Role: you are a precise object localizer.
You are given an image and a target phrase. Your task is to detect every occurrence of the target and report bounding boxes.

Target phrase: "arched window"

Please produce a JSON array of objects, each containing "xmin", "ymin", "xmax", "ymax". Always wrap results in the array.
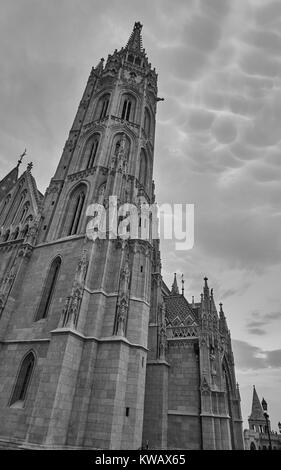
[
  {"xmin": 139, "ymin": 149, "xmax": 148, "ymax": 187},
  {"xmin": 0, "ymin": 194, "xmax": 11, "ymax": 220},
  {"xmin": 2, "ymin": 229, "xmax": 10, "ymax": 242},
  {"xmin": 120, "ymin": 94, "xmax": 136, "ymax": 122},
  {"xmin": 96, "ymin": 94, "xmax": 110, "ymax": 120},
  {"xmin": 21, "ymin": 225, "xmax": 29, "ymax": 239},
  {"xmin": 9, "ymin": 351, "xmax": 35, "ymax": 406},
  {"xmin": 84, "ymin": 135, "xmax": 100, "ymax": 169},
  {"xmin": 10, "ymin": 190, "xmax": 27, "ymax": 226},
  {"xmin": 35, "ymin": 257, "xmax": 61, "ymax": 321},
  {"xmin": 111, "ymin": 134, "xmax": 131, "ymax": 169},
  {"xmin": 250, "ymin": 442, "xmax": 256, "ymax": 451},
  {"xmin": 12, "ymin": 227, "xmax": 20, "ymax": 240},
  {"xmin": 115, "ymin": 140, "xmax": 121, "ymax": 155},
  {"xmin": 144, "ymin": 108, "xmax": 151, "ymax": 137},
  {"xmin": 19, "ymin": 202, "xmax": 30, "ymax": 224},
  {"xmin": 127, "ymin": 54, "xmax": 134, "ymax": 63},
  {"xmin": 62, "ymin": 185, "xmax": 87, "ymax": 237}
]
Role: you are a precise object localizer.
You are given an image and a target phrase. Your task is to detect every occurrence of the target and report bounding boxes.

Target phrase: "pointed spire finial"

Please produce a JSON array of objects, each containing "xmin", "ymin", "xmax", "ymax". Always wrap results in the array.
[
  {"xmin": 171, "ymin": 273, "xmax": 179, "ymax": 295},
  {"xmin": 181, "ymin": 274, "xmax": 184, "ymax": 296},
  {"xmin": 192, "ymin": 295, "xmax": 195, "ymax": 307},
  {"xmin": 203, "ymin": 276, "xmax": 209, "ymax": 299},
  {"xmin": 17, "ymin": 149, "xmax": 27, "ymax": 168},
  {"xmin": 96, "ymin": 57, "xmax": 104, "ymax": 73},
  {"xmin": 126, "ymin": 21, "xmax": 143, "ymax": 52},
  {"xmin": 27, "ymin": 162, "xmax": 33, "ymax": 172}
]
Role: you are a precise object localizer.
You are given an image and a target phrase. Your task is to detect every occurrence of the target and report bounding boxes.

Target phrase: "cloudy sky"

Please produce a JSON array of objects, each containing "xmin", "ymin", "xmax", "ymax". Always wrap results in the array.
[{"xmin": 0, "ymin": 0, "xmax": 281, "ymax": 429}]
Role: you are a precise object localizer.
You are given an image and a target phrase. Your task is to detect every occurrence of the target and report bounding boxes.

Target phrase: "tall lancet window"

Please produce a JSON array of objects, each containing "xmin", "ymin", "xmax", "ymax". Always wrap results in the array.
[
  {"xmin": 0, "ymin": 194, "xmax": 11, "ymax": 222},
  {"xmin": 9, "ymin": 190, "xmax": 27, "ymax": 226},
  {"xmin": 69, "ymin": 189, "xmax": 86, "ymax": 236},
  {"xmin": 144, "ymin": 108, "xmax": 151, "ymax": 137},
  {"xmin": 9, "ymin": 351, "xmax": 35, "ymax": 406},
  {"xmin": 18, "ymin": 202, "xmax": 30, "ymax": 224},
  {"xmin": 85, "ymin": 135, "xmax": 100, "ymax": 169},
  {"xmin": 97, "ymin": 93, "xmax": 110, "ymax": 120},
  {"xmin": 111, "ymin": 133, "xmax": 131, "ymax": 170},
  {"xmin": 35, "ymin": 257, "xmax": 61, "ymax": 321},
  {"xmin": 139, "ymin": 149, "xmax": 148, "ymax": 187},
  {"xmin": 120, "ymin": 94, "xmax": 136, "ymax": 122},
  {"xmin": 61, "ymin": 184, "xmax": 87, "ymax": 237}
]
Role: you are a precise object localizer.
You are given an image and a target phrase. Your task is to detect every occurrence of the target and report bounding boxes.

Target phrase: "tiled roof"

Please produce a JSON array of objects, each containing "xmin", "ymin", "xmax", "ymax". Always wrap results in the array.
[{"xmin": 165, "ymin": 294, "xmax": 198, "ymax": 327}]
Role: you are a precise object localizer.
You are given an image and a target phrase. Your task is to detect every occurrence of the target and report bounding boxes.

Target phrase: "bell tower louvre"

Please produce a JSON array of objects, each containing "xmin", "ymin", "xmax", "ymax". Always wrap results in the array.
[{"xmin": 0, "ymin": 22, "xmax": 244, "ymax": 450}]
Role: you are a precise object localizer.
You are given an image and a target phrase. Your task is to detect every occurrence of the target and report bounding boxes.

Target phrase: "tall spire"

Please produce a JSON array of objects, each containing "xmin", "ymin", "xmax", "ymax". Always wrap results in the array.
[
  {"xmin": 125, "ymin": 21, "xmax": 143, "ymax": 52},
  {"xmin": 203, "ymin": 276, "xmax": 209, "ymax": 299},
  {"xmin": 249, "ymin": 386, "xmax": 266, "ymax": 423},
  {"xmin": 219, "ymin": 303, "xmax": 228, "ymax": 333},
  {"xmin": 171, "ymin": 273, "xmax": 179, "ymax": 295}
]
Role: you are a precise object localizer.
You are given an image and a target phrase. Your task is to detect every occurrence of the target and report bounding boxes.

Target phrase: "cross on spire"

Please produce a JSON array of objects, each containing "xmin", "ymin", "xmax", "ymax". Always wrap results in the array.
[{"xmin": 17, "ymin": 149, "xmax": 27, "ymax": 168}]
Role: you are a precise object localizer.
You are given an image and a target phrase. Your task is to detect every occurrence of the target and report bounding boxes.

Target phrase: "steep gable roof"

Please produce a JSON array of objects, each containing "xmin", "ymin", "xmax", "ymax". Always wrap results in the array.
[
  {"xmin": 165, "ymin": 293, "xmax": 198, "ymax": 327},
  {"xmin": 249, "ymin": 386, "xmax": 266, "ymax": 423},
  {"xmin": 0, "ymin": 166, "xmax": 19, "ymax": 201},
  {"xmin": 0, "ymin": 165, "xmax": 42, "ymax": 234}
]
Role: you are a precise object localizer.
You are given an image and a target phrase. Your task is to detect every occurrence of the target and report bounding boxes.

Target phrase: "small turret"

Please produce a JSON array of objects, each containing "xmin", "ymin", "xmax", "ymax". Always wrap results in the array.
[
  {"xmin": 248, "ymin": 386, "xmax": 268, "ymax": 432},
  {"xmin": 203, "ymin": 276, "xmax": 209, "ymax": 299},
  {"xmin": 95, "ymin": 57, "xmax": 104, "ymax": 74},
  {"xmin": 171, "ymin": 273, "xmax": 179, "ymax": 295}
]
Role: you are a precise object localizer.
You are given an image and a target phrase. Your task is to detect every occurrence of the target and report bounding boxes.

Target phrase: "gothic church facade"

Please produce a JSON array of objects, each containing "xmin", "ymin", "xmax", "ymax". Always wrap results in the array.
[{"xmin": 0, "ymin": 23, "xmax": 243, "ymax": 450}]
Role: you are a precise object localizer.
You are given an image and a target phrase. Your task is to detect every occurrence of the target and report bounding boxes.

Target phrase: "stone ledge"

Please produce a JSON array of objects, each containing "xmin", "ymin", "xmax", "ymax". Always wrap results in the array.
[{"xmin": 50, "ymin": 328, "xmax": 148, "ymax": 352}]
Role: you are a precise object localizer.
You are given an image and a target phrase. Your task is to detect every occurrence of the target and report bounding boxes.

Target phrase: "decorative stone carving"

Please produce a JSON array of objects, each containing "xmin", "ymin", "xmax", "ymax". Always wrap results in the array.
[
  {"xmin": 116, "ymin": 298, "xmax": 128, "ymax": 336},
  {"xmin": 201, "ymin": 376, "xmax": 211, "ymax": 395},
  {"xmin": 114, "ymin": 247, "xmax": 131, "ymax": 337},
  {"xmin": 60, "ymin": 249, "xmax": 88, "ymax": 329},
  {"xmin": 25, "ymin": 214, "xmax": 41, "ymax": 246},
  {"xmin": 18, "ymin": 244, "xmax": 33, "ymax": 259}
]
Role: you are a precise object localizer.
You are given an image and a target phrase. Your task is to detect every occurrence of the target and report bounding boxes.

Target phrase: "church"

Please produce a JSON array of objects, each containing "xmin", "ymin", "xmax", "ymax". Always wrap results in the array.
[{"xmin": 0, "ymin": 22, "xmax": 244, "ymax": 450}]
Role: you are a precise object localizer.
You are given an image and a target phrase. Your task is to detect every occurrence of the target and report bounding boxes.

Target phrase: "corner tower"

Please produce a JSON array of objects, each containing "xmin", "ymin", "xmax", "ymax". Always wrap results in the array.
[{"xmin": 0, "ymin": 23, "xmax": 159, "ymax": 450}]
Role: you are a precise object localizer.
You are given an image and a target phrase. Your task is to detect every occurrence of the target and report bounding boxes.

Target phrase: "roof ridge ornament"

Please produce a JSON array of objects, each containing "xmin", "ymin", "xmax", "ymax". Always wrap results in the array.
[{"xmin": 171, "ymin": 273, "xmax": 179, "ymax": 295}]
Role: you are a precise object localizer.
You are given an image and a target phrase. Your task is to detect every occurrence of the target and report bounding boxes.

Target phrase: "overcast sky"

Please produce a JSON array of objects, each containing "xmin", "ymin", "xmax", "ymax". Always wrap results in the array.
[{"xmin": 0, "ymin": 0, "xmax": 281, "ymax": 429}]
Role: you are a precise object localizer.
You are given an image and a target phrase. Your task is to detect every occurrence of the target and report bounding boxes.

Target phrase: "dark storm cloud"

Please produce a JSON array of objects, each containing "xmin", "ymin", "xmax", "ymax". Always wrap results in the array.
[
  {"xmin": 246, "ymin": 310, "xmax": 281, "ymax": 335},
  {"xmin": 232, "ymin": 340, "xmax": 281, "ymax": 371},
  {"xmin": 247, "ymin": 328, "xmax": 266, "ymax": 336}
]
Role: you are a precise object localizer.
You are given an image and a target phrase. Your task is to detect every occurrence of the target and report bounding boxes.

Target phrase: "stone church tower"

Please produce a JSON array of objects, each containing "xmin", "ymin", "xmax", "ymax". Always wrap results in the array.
[{"xmin": 0, "ymin": 22, "xmax": 243, "ymax": 450}]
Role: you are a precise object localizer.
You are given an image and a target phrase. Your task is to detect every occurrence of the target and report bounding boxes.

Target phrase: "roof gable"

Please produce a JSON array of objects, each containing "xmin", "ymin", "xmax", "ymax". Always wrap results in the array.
[{"xmin": 0, "ymin": 167, "xmax": 42, "ymax": 237}]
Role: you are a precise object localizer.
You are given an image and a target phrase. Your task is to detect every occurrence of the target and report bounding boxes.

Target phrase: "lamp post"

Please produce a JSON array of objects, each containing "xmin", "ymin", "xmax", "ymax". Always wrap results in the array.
[{"xmin": 261, "ymin": 398, "xmax": 272, "ymax": 450}]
